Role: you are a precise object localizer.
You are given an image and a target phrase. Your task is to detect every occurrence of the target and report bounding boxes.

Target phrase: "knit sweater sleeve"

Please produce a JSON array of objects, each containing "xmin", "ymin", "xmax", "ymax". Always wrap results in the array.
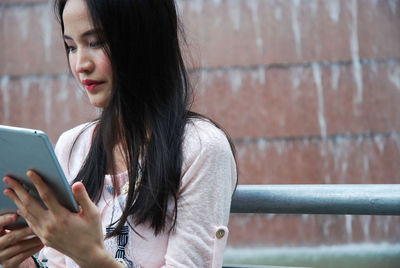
[{"xmin": 162, "ymin": 120, "xmax": 237, "ymax": 267}]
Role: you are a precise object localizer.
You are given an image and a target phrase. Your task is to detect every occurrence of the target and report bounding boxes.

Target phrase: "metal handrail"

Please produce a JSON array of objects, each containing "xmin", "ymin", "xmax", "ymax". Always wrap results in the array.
[
  {"xmin": 230, "ymin": 184, "xmax": 400, "ymax": 215},
  {"xmin": 224, "ymin": 185, "xmax": 400, "ymax": 268}
]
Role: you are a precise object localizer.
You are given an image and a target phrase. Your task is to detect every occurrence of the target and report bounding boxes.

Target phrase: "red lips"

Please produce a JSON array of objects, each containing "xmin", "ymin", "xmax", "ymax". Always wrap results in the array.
[{"xmin": 82, "ymin": 79, "xmax": 104, "ymax": 92}]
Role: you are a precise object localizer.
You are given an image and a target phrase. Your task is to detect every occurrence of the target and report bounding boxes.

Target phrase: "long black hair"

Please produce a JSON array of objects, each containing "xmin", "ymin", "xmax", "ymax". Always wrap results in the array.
[{"xmin": 55, "ymin": 0, "xmax": 237, "ymax": 237}]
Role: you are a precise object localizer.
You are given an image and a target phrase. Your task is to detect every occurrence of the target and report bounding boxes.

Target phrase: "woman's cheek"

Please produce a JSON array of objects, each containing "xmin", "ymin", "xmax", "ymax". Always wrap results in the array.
[
  {"xmin": 69, "ymin": 57, "xmax": 79, "ymax": 82},
  {"xmin": 97, "ymin": 52, "xmax": 112, "ymax": 79},
  {"xmin": 100, "ymin": 60, "xmax": 112, "ymax": 79}
]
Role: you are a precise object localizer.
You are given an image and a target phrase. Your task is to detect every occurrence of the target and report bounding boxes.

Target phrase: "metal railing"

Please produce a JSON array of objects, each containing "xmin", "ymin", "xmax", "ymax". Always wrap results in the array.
[
  {"xmin": 223, "ymin": 184, "xmax": 400, "ymax": 268},
  {"xmin": 230, "ymin": 184, "xmax": 400, "ymax": 215}
]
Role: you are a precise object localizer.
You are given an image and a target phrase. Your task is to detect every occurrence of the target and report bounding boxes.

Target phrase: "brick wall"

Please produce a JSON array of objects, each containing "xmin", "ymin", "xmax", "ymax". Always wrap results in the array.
[{"xmin": 1, "ymin": 0, "xmax": 400, "ymax": 247}]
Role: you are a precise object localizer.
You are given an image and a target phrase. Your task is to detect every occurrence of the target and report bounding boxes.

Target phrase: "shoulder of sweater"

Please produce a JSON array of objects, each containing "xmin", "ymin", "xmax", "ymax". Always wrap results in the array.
[
  {"xmin": 57, "ymin": 122, "xmax": 96, "ymax": 145},
  {"xmin": 183, "ymin": 118, "xmax": 232, "ymax": 162},
  {"xmin": 55, "ymin": 121, "xmax": 96, "ymax": 155}
]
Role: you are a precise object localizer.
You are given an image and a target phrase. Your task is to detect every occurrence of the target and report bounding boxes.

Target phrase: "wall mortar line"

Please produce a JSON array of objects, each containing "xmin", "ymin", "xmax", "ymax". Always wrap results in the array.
[
  {"xmin": 189, "ymin": 57, "xmax": 400, "ymax": 73},
  {"xmin": 0, "ymin": 1, "xmax": 49, "ymax": 8},
  {"xmin": 3, "ymin": 57, "xmax": 400, "ymax": 81},
  {"xmin": 234, "ymin": 131, "xmax": 400, "ymax": 144}
]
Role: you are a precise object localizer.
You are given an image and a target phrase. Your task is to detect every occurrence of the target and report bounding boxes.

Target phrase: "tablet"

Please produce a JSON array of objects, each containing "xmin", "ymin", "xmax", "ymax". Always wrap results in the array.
[{"xmin": 0, "ymin": 125, "xmax": 79, "ymax": 229}]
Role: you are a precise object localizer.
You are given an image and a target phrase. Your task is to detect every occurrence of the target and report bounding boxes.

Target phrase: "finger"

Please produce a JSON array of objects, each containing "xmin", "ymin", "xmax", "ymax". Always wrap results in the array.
[
  {"xmin": 0, "ymin": 236, "xmax": 42, "ymax": 261},
  {"xmin": 3, "ymin": 177, "xmax": 32, "ymax": 206},
  {"xmin": 3, "ymin": 187, "xmax": 22, "ymax": 208},
  {"xmin": 72, "ymin": 182, "xmax": 96, "ymax": 215},
  {"xmin": 2, "ymin": 244, "xmax": 43, "ymax": 268},
  {"xmin": 0, "ymin": 214, "xmax": 18, "ymax": 229},
  {"xmin": 27, "ymin": 170, "xmax": 63, "ymax": 214},
  {"xmin": 3, "ymin": 187, "xmax": 40, "ymax": 225},
  {"xmin": 3, "ymin": 177, "xmax": 43, "ymax": 220},
  {"xmin": 0, "ymin": 214, "xmax": 16, "ymax": 237},
  {"xmin": 0, "ymin": 227, "xmax": 35, "ymax": 250}
]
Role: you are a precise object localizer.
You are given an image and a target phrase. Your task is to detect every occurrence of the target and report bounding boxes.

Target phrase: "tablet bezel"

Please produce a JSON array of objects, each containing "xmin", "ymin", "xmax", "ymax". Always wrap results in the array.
[{"xmin": 0, "ymin": 125, "xmax": 79, "ymax": 229}]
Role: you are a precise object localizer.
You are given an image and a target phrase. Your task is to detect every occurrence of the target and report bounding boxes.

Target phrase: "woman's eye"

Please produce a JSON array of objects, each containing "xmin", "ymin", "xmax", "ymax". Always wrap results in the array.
[
  {"xmin": 66, "ymin": 45, "xmax": 76, "ymax": 53},
  {"xmin": 89, "ymin": 41, "xmax": 104, "ymax": 48}
]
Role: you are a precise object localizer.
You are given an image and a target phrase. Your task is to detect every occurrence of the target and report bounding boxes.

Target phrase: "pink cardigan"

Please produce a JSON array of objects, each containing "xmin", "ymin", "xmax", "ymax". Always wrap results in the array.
[{"xmin": 39, "ymin": 119, "xmax": 237, "ymax": 267}]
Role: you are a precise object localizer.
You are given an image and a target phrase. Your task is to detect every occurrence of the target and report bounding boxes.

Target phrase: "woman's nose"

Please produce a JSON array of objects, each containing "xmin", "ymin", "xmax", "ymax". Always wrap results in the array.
[{"xmin": 75, "ymin": 49, "xmax": 94, "ymax": 74}]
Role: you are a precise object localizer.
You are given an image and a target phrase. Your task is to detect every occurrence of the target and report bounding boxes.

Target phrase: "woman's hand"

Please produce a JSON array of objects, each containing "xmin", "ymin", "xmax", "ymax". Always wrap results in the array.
[
  {"xmin": 0, "ymin": 213, "xmax": 42, "ymax": 268},
  {"xmin": 3, "ymin": 171, "xmax": 119, "ymax": 268}
]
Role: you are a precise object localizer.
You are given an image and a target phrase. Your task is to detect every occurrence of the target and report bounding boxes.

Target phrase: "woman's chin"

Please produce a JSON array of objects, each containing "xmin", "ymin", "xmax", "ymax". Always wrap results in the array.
[
  {"xmin": 88, "ymin": 96, "xmax": 109, "ymax": 108},
  {"xmin": 90, "ymin": 101, "xmax": 108, "ymax": 109}
]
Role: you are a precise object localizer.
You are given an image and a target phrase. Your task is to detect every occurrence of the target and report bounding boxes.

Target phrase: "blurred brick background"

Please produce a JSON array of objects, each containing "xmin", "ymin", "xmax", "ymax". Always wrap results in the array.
[{"xmin": 1, "ymin": 0, "xmax": 400, "ymax": 248}]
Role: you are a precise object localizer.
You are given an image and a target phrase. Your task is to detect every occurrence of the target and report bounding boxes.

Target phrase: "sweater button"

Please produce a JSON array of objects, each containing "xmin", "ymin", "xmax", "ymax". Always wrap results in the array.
[{"xmin": 216, "ymin": 229, "xmax": 225, "ymax": 239}]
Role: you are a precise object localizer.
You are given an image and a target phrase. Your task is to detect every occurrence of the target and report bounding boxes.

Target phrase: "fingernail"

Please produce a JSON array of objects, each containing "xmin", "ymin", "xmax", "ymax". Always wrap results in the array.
[{"xmin": 3, "ymin": 177, "xmax": 8, "ymax": 184}]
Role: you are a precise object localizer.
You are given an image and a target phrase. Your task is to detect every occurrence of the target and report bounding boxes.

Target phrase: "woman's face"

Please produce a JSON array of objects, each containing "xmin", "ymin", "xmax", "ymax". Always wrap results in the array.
[{"xmin": 62, "ymin": 0, "xmax": 112, "ymax": 108}]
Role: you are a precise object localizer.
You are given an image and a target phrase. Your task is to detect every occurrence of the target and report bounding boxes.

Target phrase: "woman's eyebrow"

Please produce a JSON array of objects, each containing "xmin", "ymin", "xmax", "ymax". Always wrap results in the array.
[{"xmin": 63, "ymin": 29, "xmax": 98, "ymax": 41}]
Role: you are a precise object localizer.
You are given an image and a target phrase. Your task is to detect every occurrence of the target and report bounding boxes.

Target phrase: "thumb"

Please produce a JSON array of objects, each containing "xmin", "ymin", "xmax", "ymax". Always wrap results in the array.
[{"xmin": 72, "ymin": 182, "xmax": 95, "ymax": 214}]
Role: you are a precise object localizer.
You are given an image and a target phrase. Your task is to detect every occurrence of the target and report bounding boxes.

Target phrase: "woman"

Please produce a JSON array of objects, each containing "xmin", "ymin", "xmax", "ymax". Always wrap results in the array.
[{"xmin": 0, "ymin": 0, "xmax": 237, "ymax": 267}]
